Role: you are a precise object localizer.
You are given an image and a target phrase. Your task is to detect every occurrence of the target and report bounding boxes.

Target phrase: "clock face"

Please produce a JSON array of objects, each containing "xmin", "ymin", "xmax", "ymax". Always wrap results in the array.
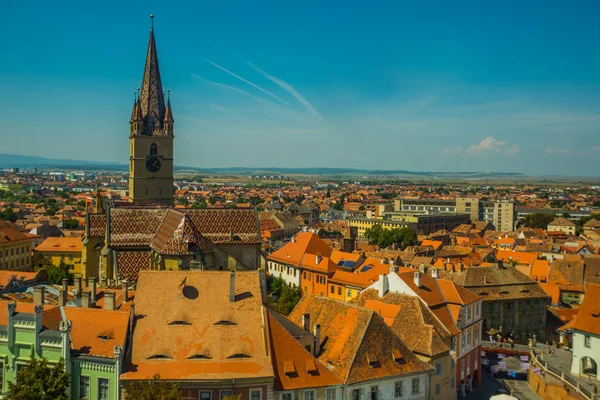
[{"xmin": 146, "ymin": 157, "xmax": 162, "ymax": 173}]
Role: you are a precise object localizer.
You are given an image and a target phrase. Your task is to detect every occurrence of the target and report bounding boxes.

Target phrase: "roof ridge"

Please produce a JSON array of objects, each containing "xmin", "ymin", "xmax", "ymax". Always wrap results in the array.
[{"xmin": 344, "ymin": 309, "xmax": 374, "ymax": 383}]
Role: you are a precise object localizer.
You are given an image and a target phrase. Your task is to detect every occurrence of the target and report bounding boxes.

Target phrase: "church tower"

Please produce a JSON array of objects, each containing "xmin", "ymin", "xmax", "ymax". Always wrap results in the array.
[{"xmin": 129, "ymin": 16, "xmax": 174, "ymax": 206}]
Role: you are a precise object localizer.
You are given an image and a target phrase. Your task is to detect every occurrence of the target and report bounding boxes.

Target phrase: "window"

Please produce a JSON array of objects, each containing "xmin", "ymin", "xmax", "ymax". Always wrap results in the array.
[
  {"xmin": 98, "ymin": 378, "xmax": 109, "ymax": 400},
  {"xmin": 338, "ymin": 286, "xmax": 342, "ymax": 295},
  {"xmin": 199, "ymin": 392, "xmax": 212, "ymax": 400},
  {"xmin": 347, "ymin": 289, "xmax": 352, "ymax": 297},
  {"xmin": 326, "ymin": 389, "xmax": 336, "ymax": 400},
  {"xmin": 220, "ymin": 391, "xmax": 233, "ymax": 399},
  {"xmin": 331, "ymin": 285, "xmax": 335, "ymax": 294},
  {"xmin": 436, "ymin": 384, "xmax": 441, "ymax": 395},
  {"xmin": 352, "ymin": 389, "xmax": 361, "ymax": 400},
  {"xmin": 394, "ymin": 381, "xmax": 404, "ymax": 398},
  {"xmin": 150, "ymin": 142, "xmax": 158, "ymax": 156},
  {"xmin": 451, "ymin": 378, "xmax": 455, "ymax": 389},
  {"xmin": 585, "ymin": 335, "xmax": 591, "ymax": 348},
  {"xmin": 79, "ymin": 375, "xmax": 90, "ymax": 399},
  {"xmin": 0, "ymin": 361, "xmax": 3, "ymax": 393},
  {"xmin": 451, "ymin": 359, "xmax": 456, "ymax": 369},
  {"xmin": 304, "ymin": 390, "xmax": 315, "ymax": 400},
  {"xmin": 436, "ymin": 363, "xmax": 442, "ymax": 375},
  {"xmin": 69, "ymin": 254, "xmax": 73, "ymax": 261},
  {"xmin": 411, "ymin": 378, "xmax": 420, "ymax": 395},
  {"xmin": 370, "ymin": 385, "xmax": 378, "ymax": 400},
  {"xmin": 250, "ymin": 389, "xmax": 261, "ymax": 400}
]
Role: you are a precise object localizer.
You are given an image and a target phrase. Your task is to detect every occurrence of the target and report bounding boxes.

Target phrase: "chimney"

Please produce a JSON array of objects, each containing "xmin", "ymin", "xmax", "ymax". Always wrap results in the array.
[
  {"xmin": 33, "ymin": 286, "xmax": 45, "ymax": 306},
  {"xmin": 419, "ymin": 264, "xmax": 426, "ymax": 274},
  {"xmin": 302, "ymin": 226, "xmax": 308, "ymax": 232},
  {"xmin": 74, "ymin": 277, "xmax": 82, "ymax": 298},
  {"xmin": 122, "ymin": 280, "xmax": 129, "ymax": 302},
  {"xmin": 61, "ymin": 278, "xmax": 68, "ymax": 291},
  {"xmin": 389, "ymin": 264, "xmax": 399, "ymax": 273},
  {"xmin": 58, "ymin": 289, "xmax": 67, "ymax": 307},
  {"xmin": 382, "ymin": 258, "xmax": 388, "ymax": 264},
  {"xmin": 81, "ymin": 291, "xmax": 92, "ymax": 308},
  {"xmin": 104, "ymin": 291, "xmax": 116, "ymax": 311},
  {"xmin": 316, "ymin": 254, "xmax": 322, "ymax": 266},
  {"xmin": 302, "ymin": 313, "xmax": 310, "ymax": 332},
  {"xmin": 498, "ymin": 260, "xmax": 504, "ymax": 269},
  {"xmin": 313, "ymin": 324, "xmax": 321, "ymax": 356},
  {"xmin": 291, "ymin": 235, "xmax": 296, "ymax": 244},
  {"xmin": 459, "ymin": 262, "xmax": 465, "ymax": 272},
  {"xmin": 414, "ymin": 271, "xmax": 422, "ymax": 288},
  {"xmin": 378, "ymin": 274, "xmax": 389, "ymax": 297},
  {"xmin": 432, "ymin": 268, "xmax": 439, "ymax": 279},
  {"xmin": 87, "ymin": 277, "xmax": 97, "ymax": 304},
  {"xmin": 229, "ymin": 270, "xmax": 236, "ymax": 303}
]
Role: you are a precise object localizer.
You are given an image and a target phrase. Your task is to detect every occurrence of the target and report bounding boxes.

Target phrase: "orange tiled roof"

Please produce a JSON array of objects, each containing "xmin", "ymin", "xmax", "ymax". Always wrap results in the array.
[
  {"xmin": 569, "ymin": 283, "xmax": 600, "ymax": 335},
  {"xmin": 33, "ymin": 237, "xmax": 82, "ymax": 253},
  {"xmin": 267, "ymin": 310, "xmax": 341, "ymax": 390},
  {"xmin": 64, "ymin": 307, "xmax": 129, "ymax": 357}
]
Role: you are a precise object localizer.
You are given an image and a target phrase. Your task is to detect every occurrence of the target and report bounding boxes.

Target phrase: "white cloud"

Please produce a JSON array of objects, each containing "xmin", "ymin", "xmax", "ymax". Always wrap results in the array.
[{"xmin": 443, "ymin": 136, "xmax": 520, "ymax": 157}]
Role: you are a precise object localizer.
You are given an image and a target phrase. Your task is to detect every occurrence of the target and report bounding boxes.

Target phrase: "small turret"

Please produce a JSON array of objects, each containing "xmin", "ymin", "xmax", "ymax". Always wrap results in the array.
[
  {"xmin": 164, "ymin": 90, "xmax": 174, "ymax": 136},
  {"xmin": 129, "ymin": 90, "xmax": 143, "ymax": 136}
]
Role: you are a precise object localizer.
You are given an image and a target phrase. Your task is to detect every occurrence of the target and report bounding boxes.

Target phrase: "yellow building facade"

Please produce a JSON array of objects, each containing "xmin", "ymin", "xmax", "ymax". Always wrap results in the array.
[{"xmin": 33, "ymin": 237, "xmax": 83, "ymax": 276}]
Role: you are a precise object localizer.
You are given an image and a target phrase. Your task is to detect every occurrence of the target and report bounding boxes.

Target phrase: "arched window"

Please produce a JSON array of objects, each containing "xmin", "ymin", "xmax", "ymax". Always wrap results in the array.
[{"xmin": 150, "ymin": 142, "xmax": 158, "ymax": 156}]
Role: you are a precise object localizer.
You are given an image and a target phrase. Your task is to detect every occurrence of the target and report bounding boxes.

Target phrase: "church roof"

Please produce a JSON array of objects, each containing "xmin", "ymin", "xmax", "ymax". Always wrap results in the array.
[
  {"xmin": 139, "ymin": 26, "xmax": 165, "ymax": 135},
  {"xmin": 150, "ymin": 209, "xmax": 214, "ymax": 255}
]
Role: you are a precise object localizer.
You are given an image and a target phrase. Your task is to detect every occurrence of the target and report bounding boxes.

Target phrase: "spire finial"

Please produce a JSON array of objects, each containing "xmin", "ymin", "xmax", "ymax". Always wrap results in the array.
[
  {"xmin": 150, "ymin": 14, "xmax": 154, "ymax": 30},
  {"xmin": 167, "ymin": 89, "xmax": 171, "ymax": 101}
]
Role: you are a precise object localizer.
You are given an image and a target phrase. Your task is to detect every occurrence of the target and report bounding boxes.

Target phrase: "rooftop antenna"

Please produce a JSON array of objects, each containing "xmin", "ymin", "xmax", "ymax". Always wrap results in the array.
[{"xmin": 150, "ymin": 14, "xmax": 154, "ymax": 31}]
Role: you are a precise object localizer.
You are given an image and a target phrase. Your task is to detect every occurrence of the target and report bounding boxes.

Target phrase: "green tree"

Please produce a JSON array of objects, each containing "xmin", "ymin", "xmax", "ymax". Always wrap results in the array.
[
  {"xmin": 266, "ymin": 277, "xmax": 302, "ymax": 315},
  {"xmin": 46, "ymin": 261, "xmax": 73, "ymax": 285},
  {"xmin": 0, "ymin": 207, "xmax": 18, "ymax": 222},
  {"xmin": 62, "ymin": 219, "xmax": 79, "ymax": 230},
  {"xmin": 561, "ymin": 211, "xmax": 571, "ymax": 219},
  {"xmin": 364, "ymin": 225, "xmax": 417, "ymax": 249},
  {"xmin": 124, "ymin": 374, "xmax": 182, "ymax": 400},
  {"xmin": 522, "ymin": 213, "xmax": 556, "ymax": 229},
  {"xmin": 7, "ymin": 357, "xmax": 70, "ymax": 400}
]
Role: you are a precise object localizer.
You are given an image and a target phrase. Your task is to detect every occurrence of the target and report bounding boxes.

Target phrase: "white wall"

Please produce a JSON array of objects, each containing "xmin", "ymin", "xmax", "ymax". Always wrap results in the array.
[
  {"xmin": 344, "ymin": 374, "xmax": 429, "ymax": 400},
  {"xmin": 267, "ymin": 261, "xmax": 301, "ymax": 287},
  {"xmin": 571, "ymin": 330, "xmax": 600, "ymax": 376}
]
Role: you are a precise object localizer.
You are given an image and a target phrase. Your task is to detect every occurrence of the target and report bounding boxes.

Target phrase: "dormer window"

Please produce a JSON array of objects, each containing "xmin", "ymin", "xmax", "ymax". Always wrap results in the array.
[
  {"xmin": 392, "ymin": 349, "xmax": 404, "ymax": 363},
  {"xmin": 214, "ymin": 320, "xmax": 237, "ymax": 326},
  {"xmin": 97, "ymin": 335, "xmax": 112, "ymax": 341},
  {"xmin": 168, "ymin": 320, "xmax": 191, "ymax": 326},
  {"xmin": 187, "ymin": 354, "xmax": 211, "ymax": 360},
  {"xmin": 147, "ymin": 355, "xmax": 172, "ymax": 360},
  {"xmin": 366, "ymin": 353, "xmax": 380, "ymax": 367},
  {"xmin": 227, "ymin": 353, "xmax": 251, "ymax": 359}
]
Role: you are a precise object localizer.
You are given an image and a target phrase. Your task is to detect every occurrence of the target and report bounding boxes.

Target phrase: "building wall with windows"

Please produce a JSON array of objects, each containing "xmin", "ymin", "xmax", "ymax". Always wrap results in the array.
[
  {"xmin": 33, "ymin": 237, "xmax": 83, "ymax": 276},
  {"xmin": 72, "ymin": 354, "xmax": 121, "ymax": 400},
  {"xmin": 429, "ymin": 353, "xmax": 455, "ymax": 400},
  {"xmin": 570, "ymin": 330, "xmax": 600, "ymax": 377},
  {"xmin": 267, "ymin": 260, "xmax": 301, "ymax": 287},
  {"xmin": 276, "ymin": 387, "xmax": 340, "ymax": 400},
  {"xmin": 343, "ymin": 374, "xmax": 428, "ymax": 400}
]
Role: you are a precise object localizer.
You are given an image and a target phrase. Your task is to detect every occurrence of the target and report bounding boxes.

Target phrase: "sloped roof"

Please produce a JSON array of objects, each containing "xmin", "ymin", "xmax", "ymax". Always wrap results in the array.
[
  {"xmin": 288, "ymin": 295, "xmax": 430, "ymax": 384},
  {"xmin": 64, "ymin": 307, "xmax": 129, "ymax": 358},
  {"xmin": 570, "ymin": 283, "xmax": 600, "ymax": 335},
  {"xmin": 267, "ymin": 310, "xmax": 342, "ymax": 390},
  {"xmin": 122, "ymin": 271, "xmax": 273, "ymax": 381},
  {"xmin": 268, "ymin": 231, "xmax": 333, "ymax": 268},
  {"xmin": 0, "ymin": 220, "xmax": 32, "ymax": 245},
  {"xmin": 187, "ymin": 209, "xmax": 260, "ymax": 245},
  {"xmin": 150, "ymin": 210, "xmax": 213, "ymax": 255},
  {"xmin": 33, "ymin": 237, "xmax": 82, "ymax": 253},
  {"xmin": 352, "ymin": 290, "xmax": 451, "ymax": 358}
]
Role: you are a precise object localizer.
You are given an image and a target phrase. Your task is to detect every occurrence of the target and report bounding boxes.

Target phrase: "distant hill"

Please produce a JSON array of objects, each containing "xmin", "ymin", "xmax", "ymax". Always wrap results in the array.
[{"xmin": 0, "ymin": 152, "xmax": 526, "ymax": 177}]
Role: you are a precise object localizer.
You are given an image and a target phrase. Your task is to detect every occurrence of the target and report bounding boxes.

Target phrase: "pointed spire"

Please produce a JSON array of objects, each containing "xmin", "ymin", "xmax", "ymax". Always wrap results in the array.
[
  {"xmin": 130, "ymin": 91, "xmax": 138, "ymax": 123},
  {"xmin": 139, "ymin": 14, "xmax": 165, "ymax": 135},
  {"xmin": 164, "ymin": 90, "xmax": 174, "ymax": 123}
]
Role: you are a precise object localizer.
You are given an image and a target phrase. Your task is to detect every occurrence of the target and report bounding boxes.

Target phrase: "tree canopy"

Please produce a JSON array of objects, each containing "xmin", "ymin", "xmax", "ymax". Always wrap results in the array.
[
  {"xmin": 123, "ymin": 374, "xmax": 182, "ymax": 400},
  {"xmin": 7, "ymin": 357, "xmax": 70, "ymax": 400},
  {"xmin": 521, "ymin": 213, "xmax": 557, "ymax": 229},
  {"xmin": 267, "ymin": 276, "xmax": 303, "ymax": 315},
  {"xmin": 364, "ymin": 225, "xmax": 418, "ymax": 249}
]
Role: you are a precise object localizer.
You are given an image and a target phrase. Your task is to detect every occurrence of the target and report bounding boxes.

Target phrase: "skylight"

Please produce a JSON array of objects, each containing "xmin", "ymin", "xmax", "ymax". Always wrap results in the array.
[{"xmin": 214, "ymin": 320, "xmax": 237, "ymax": 326}]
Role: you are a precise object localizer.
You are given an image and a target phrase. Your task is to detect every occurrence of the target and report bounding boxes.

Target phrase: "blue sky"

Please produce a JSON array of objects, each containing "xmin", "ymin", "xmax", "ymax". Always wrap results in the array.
[{"xmin": 1, "ymin": 0, "xmax": 599, "ymax": 176}]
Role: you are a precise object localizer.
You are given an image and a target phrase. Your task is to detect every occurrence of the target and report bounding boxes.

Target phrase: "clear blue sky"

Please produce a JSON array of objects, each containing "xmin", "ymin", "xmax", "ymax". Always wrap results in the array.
[{"xmin": 1, "ymin": 0, "xmax": 599, "ymax": 176}]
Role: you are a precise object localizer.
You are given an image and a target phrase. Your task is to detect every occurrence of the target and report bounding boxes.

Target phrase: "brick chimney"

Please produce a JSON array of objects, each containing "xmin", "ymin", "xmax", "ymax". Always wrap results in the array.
[
  {"xmin": 104, "ymin": 291, "xmax": 116, "ymax": 311},
  {"xmin": 122, "ymin": 280, "xmax": 129, "ymax": 302},
  {"xmin": 81, "ymin": 291, "xmax": 92, "ymax": 308},
  {"xmin": 87, "ymin": 277, "xmax": 97, "ymax": 304},
  {"xmin": 58, "ymin": 289, "xmax": 67, "ymax": 307},
  {"xmin": 414, "ymin": 271, "xmax": 422, "ymax": 288},
  {"xmin": 378, "ymin": 274, "xmax": 389, "ymax": 297},
  {"xmin": 313, "ymin": 324, "xmax": 321, "ymax": 356},
  {"xmin": 230, "ymin": 270, "xmax": 236, "ymax": 303},
  {"xmin": 33, "ymin": 286, "xmax": 45, "ymax": 306},
  {"xmin": 74, "ymin": 277, "xmax": 82, "ymax": 298},
  {"xmin": 302, "ymin": 313, "xmax": 310, "ymax": 331}
]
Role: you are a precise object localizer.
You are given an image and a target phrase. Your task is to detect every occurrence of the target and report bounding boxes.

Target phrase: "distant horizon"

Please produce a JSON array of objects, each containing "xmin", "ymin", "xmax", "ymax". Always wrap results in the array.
[
  {"xmin": 3, "ymin": 152, "xmax": 600, "ymax": 180},
  {"xmin": 1, "ymin": 1, "xmax": 599, "ymax": 176}
]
